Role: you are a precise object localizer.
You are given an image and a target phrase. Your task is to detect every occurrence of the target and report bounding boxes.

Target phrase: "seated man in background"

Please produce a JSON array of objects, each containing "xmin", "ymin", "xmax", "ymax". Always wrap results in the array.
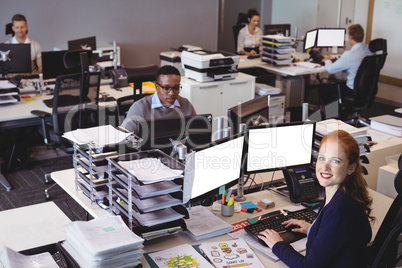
[
  {"xmin": 319, "ymin": 24, "xmax": 373, "ymax": 106},
  {"xmin": 4, "ymin": 14, "xmax": 43, "ymax": 73},
  {"xmin": 121, "ymin": 65, "xmax": 196, "ymax": 134}
]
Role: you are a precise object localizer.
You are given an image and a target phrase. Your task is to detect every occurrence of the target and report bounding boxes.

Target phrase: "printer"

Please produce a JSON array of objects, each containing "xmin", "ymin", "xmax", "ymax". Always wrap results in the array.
[
  {"xmin": 160, "ymin": 45, "xmax": 203, "ymax": 76},
  {"xmin": 181, "ymin": 50, "xmax": 239, "ymax": 82}
]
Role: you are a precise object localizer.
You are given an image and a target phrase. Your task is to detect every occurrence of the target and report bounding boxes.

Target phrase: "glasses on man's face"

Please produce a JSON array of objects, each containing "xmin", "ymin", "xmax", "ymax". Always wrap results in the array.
[{"xmin": 156, "ymin": 82, "xmax": 182, "ymax": 94}]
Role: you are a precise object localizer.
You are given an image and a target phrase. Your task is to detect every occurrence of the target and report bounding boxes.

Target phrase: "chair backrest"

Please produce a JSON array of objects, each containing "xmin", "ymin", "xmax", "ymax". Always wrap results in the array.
[
  {"xmin": 350, "ymin": 53, "xmax": 387, "ymax": 111},
  {"xmin": 369, "ymin": 38, "xmax": 387, "ymax": 69},
  {"xmin": 125, "ymin": 64, "xmax": 158, "ymax": 95},
  {"xmin": 116, "ymin": 94, "xmax": 151, "ymax": 125},
  {"xmin": 5, "ymin": 23, "xmax": 13, "ymax": 36},
  {"xmin": 232, "ymin": 24, "xmax": 245, "ymax": 53},
  {"xmin": 368, "ymin": 168, "xmax": 402, "ymax": 267},
  {"xmin": 50, "ymin": 72, "xmax": 101, "ymax": 135}
]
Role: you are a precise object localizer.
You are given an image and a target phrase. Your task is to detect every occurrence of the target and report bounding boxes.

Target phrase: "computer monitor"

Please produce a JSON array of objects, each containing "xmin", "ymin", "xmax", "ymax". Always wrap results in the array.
[
  {"xmin": 0, "ymin": 44, "xmax": 31, "ymax": 75},
  {"xmin": 264, "ymin": 24, "xmax": 291, "ymax": 36},
  {"xmin": 316, "ymin": 28, "xmax": 346, "ymax": 48},
  {"xmin": 138, "ymin": 114, "xmax": 213, "ymax": 155},
  {"xmin": 243, "ymin": 121, "xmax": 316, "ymax": 175},
  {"xmin": 42, "ymin": 50, "xmax": 92, "ymax": 79},
  {"xmin": 68, "ymin": 36, "xmax": 97, "ymax": 51},
  {"xmin": 187, "ymin": 133, "xmax": 245, "ymax": 203},
  {"xmin": 227, "ymin": 95, "xmax": 269, "ymax": 135},
  {"xmin": 304, "ymin": 29, "xmax": 318, "ymax": 51}
]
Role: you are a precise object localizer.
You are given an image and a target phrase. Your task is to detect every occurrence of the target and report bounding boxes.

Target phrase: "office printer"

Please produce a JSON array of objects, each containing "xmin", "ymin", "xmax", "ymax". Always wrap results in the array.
[
  {"xmin": 181, "ymin": 50, "xmax": 239, "ymax": 82},
  {"xmin": 160, "ymin": 45, "xmax": 203, "ymax": 76}
]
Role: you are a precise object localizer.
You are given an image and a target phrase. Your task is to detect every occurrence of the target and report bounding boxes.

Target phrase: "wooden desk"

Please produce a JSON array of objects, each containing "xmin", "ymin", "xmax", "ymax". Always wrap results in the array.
[
  {"xmin": 50, "ymin": 168, "xmax": 393, "ymax": 267},
  {"xmin": 0, "ymin": 202, "xmax": 70, "ymax": 254}
]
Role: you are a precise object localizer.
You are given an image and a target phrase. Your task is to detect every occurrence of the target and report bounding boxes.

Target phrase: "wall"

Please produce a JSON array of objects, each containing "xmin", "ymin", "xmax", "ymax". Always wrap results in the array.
[{"xmin": 0, "ymin": 0, "xmax": 219, "ymax": 66}]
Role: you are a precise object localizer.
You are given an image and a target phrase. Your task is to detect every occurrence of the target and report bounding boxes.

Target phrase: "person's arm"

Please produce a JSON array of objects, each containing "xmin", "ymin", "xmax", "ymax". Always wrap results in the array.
[
  {"xmin": 237, "ymin": 28, "xmax": 248, "ymax": 55},
  {"xmin": 36, "ymin": 57, "xmax": 42, "ymax": 73},
  {"xmin": 324, "ymin": 51, "xmax": 350, "ymax": 74}
]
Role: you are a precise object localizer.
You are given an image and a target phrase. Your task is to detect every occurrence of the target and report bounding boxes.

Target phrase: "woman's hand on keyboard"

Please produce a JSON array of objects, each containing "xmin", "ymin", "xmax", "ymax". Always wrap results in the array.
[
  {"xmin": 258, "ymin": 229, "xmax": 283, "ymax": 248},
  {"xmin": 282, "ymin": 219, "xmax": 311, "ymax": 234}
]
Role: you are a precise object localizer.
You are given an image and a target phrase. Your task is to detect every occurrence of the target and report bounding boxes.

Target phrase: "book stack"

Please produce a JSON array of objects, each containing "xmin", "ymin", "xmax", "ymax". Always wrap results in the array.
[
  {"xmin": 261, "ymin": 34, "xmax": 295, "ymax": 66},
  {"xmin": 315, "ymin": 119, "xmax": 370, "ymax": 155},
  {"xmin": 61, "ymin": 216, "xmax": 144, "ymax": 268},
  {"xmin": 370, "ymin": 115, "xmax": 402, "ymax": 137}
]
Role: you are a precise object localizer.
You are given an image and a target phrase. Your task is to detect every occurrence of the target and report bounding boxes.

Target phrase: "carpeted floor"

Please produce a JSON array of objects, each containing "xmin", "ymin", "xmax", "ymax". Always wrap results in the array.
[{"xmin": 0, "ymin": 155, "xmax": 91, "ymax": 221}]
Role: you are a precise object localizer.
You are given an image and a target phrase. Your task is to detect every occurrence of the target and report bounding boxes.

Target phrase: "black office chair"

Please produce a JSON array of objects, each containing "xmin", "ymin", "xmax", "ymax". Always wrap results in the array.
[
  {"xmin": 366, "ymin": 165, "xmax": 402, "ymax": 267},
  {"xmin": 232, "ymin": 13, "xmax": 248, "ymax": 54},
  {"xmin": 31, "ymin": 52, "xmax": 101, "ymax": 200},
  {"xmin": 5, "ymin": 23, "xmax": 14, "ymax": 36},
  {"xmin": 337, "ymin": 45, "xmax": 388, "ymax": 126},
  {"xmin": 125, "ymin": 64, "xmax": 158, "ymax": 95},
  {"xmin": 116, "ymin": 93, "xmax": 151, "ymax": 125}
]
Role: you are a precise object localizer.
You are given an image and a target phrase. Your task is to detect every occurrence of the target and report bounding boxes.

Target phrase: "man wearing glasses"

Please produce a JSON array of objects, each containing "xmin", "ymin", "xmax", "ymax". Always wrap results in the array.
[{"xmin": 121, "ymin": 65, "xmax": 196, "ymax": 133}]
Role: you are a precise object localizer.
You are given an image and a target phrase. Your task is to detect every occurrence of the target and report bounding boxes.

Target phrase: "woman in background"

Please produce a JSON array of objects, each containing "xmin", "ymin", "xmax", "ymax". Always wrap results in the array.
[
  {"xmin": 259, "ymin": 130, "xmax": 374, "ymax": 267},
  {"xmin": 237, "ymin": 8, "xmax": 263, "ymax": 56}
]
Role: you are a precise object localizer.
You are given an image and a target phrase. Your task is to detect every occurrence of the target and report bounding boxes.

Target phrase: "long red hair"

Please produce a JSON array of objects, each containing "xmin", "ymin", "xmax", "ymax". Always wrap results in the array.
[{"xmin": 321, "ymin": 130, "xmax": 374, "ymax": 222}]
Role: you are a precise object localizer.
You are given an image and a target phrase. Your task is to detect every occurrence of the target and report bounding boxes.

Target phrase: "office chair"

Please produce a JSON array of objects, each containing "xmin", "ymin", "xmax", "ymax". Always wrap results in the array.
[
  {"xmin": 5, "ymin": 23, "xmax": 14, "ymax": 36},
  {"xmin": 31, "ymin": 52, "xmax": 101, "ymax": 200},
  {"xmin": 366, "ymin": 166, "xmax": 402, "ymax": 267},
  {"xmin": 116, "ymin": 93, "xmax": 151, "ymax": 125},
  {"xmin": 232, "ymin": 12, "xmax": 248, "ymax": 54},
  {"xmin": 125, "ymin": 64, "xmax": 158, "ymax": 95},
  {"xmin": 337, "ymin": 50, "xmax": 387, "ymax": 127}
]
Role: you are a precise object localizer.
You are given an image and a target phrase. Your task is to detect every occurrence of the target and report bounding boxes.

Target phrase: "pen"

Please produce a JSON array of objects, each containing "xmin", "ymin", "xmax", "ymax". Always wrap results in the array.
[
  {"xmin": 222, "ymin": 194, "xmax": 225, "ymax": 205},
  {"xmin": 226, "ymin": 189, "xmax": 232, "ymax": 203},
  {"xmin": 223, "ymin": 263, "xmax": 252, "ymax": 268}
]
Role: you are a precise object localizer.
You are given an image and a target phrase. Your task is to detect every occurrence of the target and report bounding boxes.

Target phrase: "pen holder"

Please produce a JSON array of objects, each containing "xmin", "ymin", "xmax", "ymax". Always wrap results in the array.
[{"xmin": 221, "ymin": 204, "xmax": 234, "ymax": 217}]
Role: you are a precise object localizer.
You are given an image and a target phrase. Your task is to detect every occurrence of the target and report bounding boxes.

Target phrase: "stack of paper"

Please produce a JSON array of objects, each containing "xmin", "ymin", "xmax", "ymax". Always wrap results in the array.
[
  {"xmin": 116, "ymin": 188, "xmax": 182, "ymax": 213},
  {"xmin": 315, "ymin": 119, "xmax": 370, "ymax": 155},
  {"xmin": 262, "ymin": 35, "xmax": 295, "ymax": 66},
  {"xmin": 199, "ymin": 238, "xmax": 265, "ymax": 268},
  {"xmin": 0, "ymin": 246, "xmax": 59, "ymax": 268},
  {"xmin": 295, "ymin": 61, "xmax": 321, "ymax": 69},
  {"xmin": 370, "ymin": 115, "xmax": 402, "ymax": 137},
  {"xmin": 62, "ymin": 215, "xmax": 144, "ymax": 268},
  {"xmin": 184, "ymin": 206, "xmax": 233, "ymax": 241},
  {"xmin": 62, "ymin": 125, "xmax": 134, "ymax": 147},
  {"xmin": 131, "ymin": 207, "xmax": 185, "ymax": 226},
  {"xmin": 118, "ymin": 158, "xmax": 184, "ymax": 184}
]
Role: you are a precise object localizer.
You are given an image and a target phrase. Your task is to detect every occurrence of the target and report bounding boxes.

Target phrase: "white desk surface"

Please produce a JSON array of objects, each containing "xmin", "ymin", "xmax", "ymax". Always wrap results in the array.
[
  {"xmin": 51, "ymin": 168, "xmax": 393, "ymax": 268},
  {"xmin": 238, "ymin": 54, "xmax": 327, "ymax": 77},
  {"xmin": 50, "ymin": 169, "xmax": 110, "ymax": 219},
  {"xmin": 0, "ymin": 202, "xmax": 71, "ymax": 252}
]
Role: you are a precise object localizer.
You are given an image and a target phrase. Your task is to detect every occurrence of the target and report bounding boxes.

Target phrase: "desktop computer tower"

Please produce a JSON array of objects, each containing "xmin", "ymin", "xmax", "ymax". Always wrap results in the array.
[
  {"xmin": 276, "ymin": 76, "xmax": 305, "ymax": 109},
  {"xmin": 268, "ymin": 94, "xmax": 285, "ymax": 124}
]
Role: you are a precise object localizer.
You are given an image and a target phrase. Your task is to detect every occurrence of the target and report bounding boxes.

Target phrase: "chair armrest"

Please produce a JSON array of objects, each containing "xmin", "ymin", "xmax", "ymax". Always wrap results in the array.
[
  {"xmin": 337, "ymin": 83, "xmax": 343, "ymax": 105},
  {"xmin": 31, "ymin": 110, "xmax": 51, "ymax": 118}
]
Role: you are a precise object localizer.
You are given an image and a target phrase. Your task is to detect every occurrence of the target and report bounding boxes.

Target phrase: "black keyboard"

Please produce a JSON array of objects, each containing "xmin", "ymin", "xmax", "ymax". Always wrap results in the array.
[{"xmin": 245, "ymin": 208, "xmax": 317, "ymax": 246}]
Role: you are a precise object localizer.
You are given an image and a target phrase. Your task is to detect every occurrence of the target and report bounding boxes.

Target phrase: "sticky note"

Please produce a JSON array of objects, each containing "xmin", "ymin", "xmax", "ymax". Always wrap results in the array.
[{"xmin": 240, "ymin": 201, "xmax": 257, "ymax": 209}]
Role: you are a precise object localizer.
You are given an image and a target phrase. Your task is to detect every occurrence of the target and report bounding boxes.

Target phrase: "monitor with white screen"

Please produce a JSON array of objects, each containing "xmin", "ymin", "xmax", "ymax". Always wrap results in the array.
[
  {"xmin": 189, "ymin": 133, "xmax": 245, "ymax": 202},
  {"xmin": 316, "ymin": 28, "xmax": 346, "ymax": 47},
  {"xmin": 304, "ymin": 29, "xmax": 318, "ymax": 50},
  {"xmin": 243, "ymin": 121, "xmax": 315, "ymax": 174}
]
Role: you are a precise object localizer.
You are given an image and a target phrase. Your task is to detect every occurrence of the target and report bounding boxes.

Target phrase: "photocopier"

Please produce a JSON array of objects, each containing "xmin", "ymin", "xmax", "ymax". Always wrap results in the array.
[
  {"xmin": 181, "ymin": 50, "xmax": 240, "ymax": 82},
  {"xmin": 160, "ymin": 45, "xmax": 203, "ymax": 76}
]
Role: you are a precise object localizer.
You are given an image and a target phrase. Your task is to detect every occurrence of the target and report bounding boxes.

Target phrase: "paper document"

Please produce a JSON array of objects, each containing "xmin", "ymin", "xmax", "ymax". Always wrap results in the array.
[
  {"xmin": 116, "ymin": 174, "xmax": 182, "ymax": 198},
  {"xmin": 63, "ymin": 125, "xmax": 134, "ymax": 147},
  {"xmin": 146, "ymin": 244, "xmax": 213, "ymax": 268},
  {"xmin": 295, "ymin": 61, "xmax": 321, "ymax": 69},
  {"xmin": 0, "ymin": 96, "xmax": 18, "ymax": 104},
  {"xmin": 184, "ymin": 205, "xmax": 232, "ymax": 241},
  {"xmin": 199, "ymin": 238, "xmax": 265, "ymax": 268},
  {"xmin": 0, "ymin": 246, "xmax": 58, "ymax": 268},
  {"xmin": 118, "ymin": 158, "xmax": 183, "ymax": 184},
  {"xmin": 0, "ymin": 81, "xmax": 17, "ymax": 89},
  {"xmin": 131, "ymin": 207, "xmax": 185, "ymax": 226}
]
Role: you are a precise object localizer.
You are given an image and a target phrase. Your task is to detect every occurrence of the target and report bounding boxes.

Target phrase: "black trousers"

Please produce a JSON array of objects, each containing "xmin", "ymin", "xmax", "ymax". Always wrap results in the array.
[{"xmin": 318, "ymin": 80, "xmax": 353, "ymax": 106}]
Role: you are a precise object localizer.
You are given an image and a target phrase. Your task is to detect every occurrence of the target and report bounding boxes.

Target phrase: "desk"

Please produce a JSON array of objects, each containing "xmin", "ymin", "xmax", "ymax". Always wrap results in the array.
[
  {"xmin": 50, "ymin": 168, "xmax": 393, "ymax": 267},
  {"xmin": 0, "ymin": 202, "xmax": 70, "ymax": 258},
  {"xmin": 238, "ymin": 55, "xmax": 326, "ymax": 109}
]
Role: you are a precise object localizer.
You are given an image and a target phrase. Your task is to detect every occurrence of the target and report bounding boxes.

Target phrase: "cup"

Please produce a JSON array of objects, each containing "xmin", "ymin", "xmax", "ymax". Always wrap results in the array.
[{"xmin": 221, "ymin": 204, "xmax": 234, "ymax": 217}]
